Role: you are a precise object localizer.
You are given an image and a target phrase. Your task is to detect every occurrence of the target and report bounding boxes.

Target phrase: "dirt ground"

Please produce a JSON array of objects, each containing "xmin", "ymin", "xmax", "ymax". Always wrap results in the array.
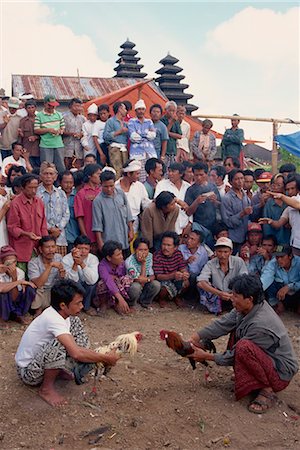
[{"xmin": 0, "ymin": 305, "xmax": 299, "ymax": 450}]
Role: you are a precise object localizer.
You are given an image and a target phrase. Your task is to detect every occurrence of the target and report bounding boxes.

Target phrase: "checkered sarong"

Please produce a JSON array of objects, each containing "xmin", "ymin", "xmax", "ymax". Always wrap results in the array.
[
  {"xmin": 16, "ymin": 316, "xmax": 89, "ymax": 386},
  {"xmin": 56, "ymin": 246, "xmax": 68, "ymax": 257},
  {"xmin": 138, "ymin": 158, "xmax": 147, "ymax": 183}
]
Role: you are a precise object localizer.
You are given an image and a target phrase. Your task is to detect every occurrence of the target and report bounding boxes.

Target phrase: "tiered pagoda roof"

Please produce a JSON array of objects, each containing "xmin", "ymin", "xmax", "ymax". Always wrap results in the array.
[
  {"xmin": 114, "ymin": 39, "xmax": 147, "ymax": 79},
  {"xmin": 155, "ymin": 54, "xmax": 198, "ymax": 114}
]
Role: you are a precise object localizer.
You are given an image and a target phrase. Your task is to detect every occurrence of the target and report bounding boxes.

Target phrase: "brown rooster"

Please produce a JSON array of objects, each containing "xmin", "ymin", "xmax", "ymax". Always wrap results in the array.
[{"xmin": 159, "ymin": 330, "xmax": 216, "ymax": 372}]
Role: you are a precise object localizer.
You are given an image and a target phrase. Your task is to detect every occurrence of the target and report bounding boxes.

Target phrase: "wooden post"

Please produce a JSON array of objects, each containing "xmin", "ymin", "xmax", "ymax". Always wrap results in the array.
[{"xmin": 272, "ymin": 121, "xmax": 279, "ymax": 174}]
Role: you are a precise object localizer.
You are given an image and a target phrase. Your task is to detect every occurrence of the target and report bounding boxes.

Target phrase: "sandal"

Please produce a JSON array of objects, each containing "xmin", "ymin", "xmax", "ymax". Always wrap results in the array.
[{"xmin": 248, "ymin": 389, "xmax": 277, "ymax": 414}]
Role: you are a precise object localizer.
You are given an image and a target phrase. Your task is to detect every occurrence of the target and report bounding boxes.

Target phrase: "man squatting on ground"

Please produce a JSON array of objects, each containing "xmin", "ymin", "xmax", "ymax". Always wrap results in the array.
[{"xmin": 15, "ymin": 279, "xmax": 120, "ymax": 407}]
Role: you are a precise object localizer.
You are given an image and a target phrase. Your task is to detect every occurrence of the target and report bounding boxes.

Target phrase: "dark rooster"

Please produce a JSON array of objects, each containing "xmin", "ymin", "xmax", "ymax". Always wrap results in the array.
[{"xmin": 160, "ymin": 330, "xmax": 216, "ymax": 379}]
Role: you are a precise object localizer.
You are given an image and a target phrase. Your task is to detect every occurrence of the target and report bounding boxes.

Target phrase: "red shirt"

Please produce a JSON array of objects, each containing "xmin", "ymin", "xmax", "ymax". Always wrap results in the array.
[
  {"xmin": 74, "ymin": 184, "xmax": 101, "ymax": 243},
  {"xmin": 7, "ymin": 193, "xmax": 48, "ymax": 262}
]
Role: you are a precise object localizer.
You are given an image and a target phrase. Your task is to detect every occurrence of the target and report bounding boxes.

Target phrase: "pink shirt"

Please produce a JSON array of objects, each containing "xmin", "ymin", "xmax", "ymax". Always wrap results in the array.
[
  {"xmin": 7, "ymin": 193, "xmax": 48, "ymax": 262},
  {"xmin": 74, "ymin": 184, "xmax": 101, "ymax": 243}
]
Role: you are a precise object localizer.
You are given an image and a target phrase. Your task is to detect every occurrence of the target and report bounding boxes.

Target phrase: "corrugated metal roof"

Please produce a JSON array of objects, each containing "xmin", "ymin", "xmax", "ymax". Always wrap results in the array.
[{"xmin": 11, "ymin": 75, "xmax": 140, "ymax": 101}]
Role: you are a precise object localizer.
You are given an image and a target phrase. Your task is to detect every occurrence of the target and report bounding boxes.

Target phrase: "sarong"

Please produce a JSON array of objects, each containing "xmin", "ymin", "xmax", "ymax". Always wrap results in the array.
[
  {"xmin": 160, "ymin": 280, "xmax": 182, "ymax": 299},
  {"xmin": 234, "ymin": 339, "xmax": 289, "ymax": 400},
  {"xmin": 198, "ymin": 288, "xmax": 222, "ymax": 315},
  {"xmin": 95, "ymin": 275, "xmax": 133, "ymax": 309},
  {"xmin": 0, "ymin": 287, "xmax": 35, "ymax": 321},
  {"xmin": 16, "ymin": 316, "xmax": 89, "ymax": 386}
]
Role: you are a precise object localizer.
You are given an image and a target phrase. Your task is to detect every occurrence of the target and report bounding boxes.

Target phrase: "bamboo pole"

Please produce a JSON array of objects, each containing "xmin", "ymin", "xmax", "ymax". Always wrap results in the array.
[
  {"xmin": 193, "ymin": 113, "xmax": 300, "ymax": 173},
  {"xmin": 193, "ymin": 114, "xmax": 300, "ymax": 125},
  {"xmin": 272, "ymin": 121, "xmax": 279, "ymax": 174}
]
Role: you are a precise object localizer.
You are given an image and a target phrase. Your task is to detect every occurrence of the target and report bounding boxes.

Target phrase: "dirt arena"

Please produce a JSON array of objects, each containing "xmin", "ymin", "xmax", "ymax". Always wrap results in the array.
[{"xmin": 0, "ymin": 306, "xmax": 299, "ymax": 450}]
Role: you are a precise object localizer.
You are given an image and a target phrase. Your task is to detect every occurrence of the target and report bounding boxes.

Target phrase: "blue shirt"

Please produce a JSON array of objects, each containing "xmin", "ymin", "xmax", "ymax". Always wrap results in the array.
[
  {"xmin": 103, "ymin": 116, "xmax": 128, "ymax": 145},
  {"xmin": 92, "ymin": 189, "xmax": 133, "ymax": 250},
  {"xmin": 261, "ymin": 256, "xmax": 300, "ymax": 292},
  {"xmin": 221, "ymin": 189, "xmax": 251, "ymax": 244},
  {"xmin": 185, "ymin": 182, "xmax": 220, "ymax": 231},
  {"xmin": 65, "ymin": 189, "xmax": 80, "ymax": 244},
  {"xmin": 153, "ymin": 121, "xmax": 169, "ymax": 157},
  {"xmin": 179, "ymin": 244, "xmax": 208, "ymax": 276},
  {"xmin": 263, "ymin": 198, "xmax": 290, "ymax": 245},
  {"xmin": 127, "ymin": 118, "xmax": 157, "ymax": 159},
  {"xmin": 248, "ymin": 254, "xmax": 268, "ymax": 276}
]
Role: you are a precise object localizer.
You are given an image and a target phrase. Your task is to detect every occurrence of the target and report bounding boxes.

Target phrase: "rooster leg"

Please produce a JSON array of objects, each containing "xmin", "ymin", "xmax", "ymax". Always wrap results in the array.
[
  {"xmin": 106, "ymin": 375, "xmax": 118, "ymax": 385},
  {"xmin": 204, "ymin": 366, "xmax": 213, "ymax": 383},
  {"xmin": 91, "ymin": 367, "xmax": 100, "ymax": 396}
]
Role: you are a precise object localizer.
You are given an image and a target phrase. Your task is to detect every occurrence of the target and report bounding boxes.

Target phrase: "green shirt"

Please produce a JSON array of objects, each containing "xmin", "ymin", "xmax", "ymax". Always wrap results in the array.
[
  {"xmin": 221, "ymin": 127, "xmax": 244, "ymax": 159},
  {"xmin": 160, "ymin": 116, "xmax": 182, "ymax": 155},
  {"xmin": 34, "ymin": 110, "xmax": 65, "ymax": 149}
]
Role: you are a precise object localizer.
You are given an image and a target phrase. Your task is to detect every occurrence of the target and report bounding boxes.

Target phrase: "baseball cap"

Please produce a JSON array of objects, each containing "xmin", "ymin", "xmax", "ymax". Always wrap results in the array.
[
  {"xmin": 274, "ymin": 245, "xmax": 292, "ymax": 257},
  {"xmin": 214, "ymin": 237, "xmax": 233, "ymax": 250},
  {"xmin": 257, "ymin": 172, "xmax": 272, "ymax": 183},
  {"xmin": 248, "ymin": 222, "xmax": 262, "ymax": 233},
  {"xmin": 8, "ymin": 97, "xmax": 21, "ymax": 109},
  {"xmin": 44, "ymin": 95, "xmax": 59, "ymax": 107}
]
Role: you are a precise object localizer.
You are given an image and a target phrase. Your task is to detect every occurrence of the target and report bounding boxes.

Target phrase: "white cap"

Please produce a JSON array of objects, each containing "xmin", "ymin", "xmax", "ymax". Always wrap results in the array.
[
  {"xmin": 19, "ymin": 93, "xmax": 34, "ymax": 100},
  {"xmin": 214, "ymin": 237, "xmax": 233, "ymax": 250},
  {"xmin": 87, "ymin": 103, "xmax": 98, "ymax": 114},
  {"xmin": 102, "ymin": 166, "xmax": 116, "ymax": 175},
  {"xmin": 134, "ymin": 99, "xmax": 146, "ymax": 110},
  {"xmin": 123, "ymin": 160, "xmax": 142, "ymax": 173}
]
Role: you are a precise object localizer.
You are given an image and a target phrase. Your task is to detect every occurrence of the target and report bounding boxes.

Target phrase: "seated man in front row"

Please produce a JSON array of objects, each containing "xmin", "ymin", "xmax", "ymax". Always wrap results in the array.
[
  {"xmin": 0, "ymin": 245, "xmax": 36, "ymax": 324},
  {"xmin": 28, "ymin": 236, "xmax": 66, "ymax": 317},
  {"xmin": 153, "ymin": 231, "xmax": 189, "ymax": 308},
  {"xmin": 63, "ymin": 235, "xmax": 99, "ymax": 315},
  {"xmin": 188, "ymin": 275, "xmax": 298, "ymax": 414},
  {"xmin": 260, "ymin": 244, "xmax": 300, "ymax": 315},
  {"xmin": 197, "ymin": 237, "xmax": 247, "ymax": 315},
  {"xmin": 15, "ymin": 279, "xmax": 120, "ymax": 407}
]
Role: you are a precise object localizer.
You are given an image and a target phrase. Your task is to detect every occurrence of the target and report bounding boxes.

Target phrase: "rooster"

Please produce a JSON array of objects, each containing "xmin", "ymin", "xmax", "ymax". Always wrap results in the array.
[
  {"xmin": 73, "ymin": 331, "xmax": 142, "ymax": 386},
  {"xmin": 159, "ymin": 330, "xmax": 216, "ymax": 380}
]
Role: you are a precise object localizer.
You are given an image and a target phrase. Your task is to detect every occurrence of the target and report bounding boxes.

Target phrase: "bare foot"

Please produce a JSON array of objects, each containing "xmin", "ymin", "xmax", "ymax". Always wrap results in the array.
[
  {"xmin": 33, "ymin": 308, "xmax": 43, "ymax": 318},
  {"xmin": 38, "ymin": 387, "xmax": 68, "ymax": 407},
  {"xmin": 59, "ymin": 369, "xmax": 74, "ymax": 381},
  {"xmin": 14, "ymin": 315, "xmax": 31, "ymax": 325},
  {"xmin": 85, "ymin": 308, "xmax": 98, "ymax": 316}
]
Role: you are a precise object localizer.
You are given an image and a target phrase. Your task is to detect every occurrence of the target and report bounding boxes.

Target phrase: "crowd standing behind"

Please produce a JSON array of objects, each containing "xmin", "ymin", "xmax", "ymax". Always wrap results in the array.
[{"xmin": 0, "ymin": 93, "xmax": 299, "ymax": 412}]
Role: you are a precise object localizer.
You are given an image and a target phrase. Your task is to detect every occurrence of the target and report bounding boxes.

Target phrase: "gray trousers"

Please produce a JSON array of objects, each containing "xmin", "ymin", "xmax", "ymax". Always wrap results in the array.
[
  {"xmin": 128, "ymin": 280, "xmax": 161, "ymax": 307},
  {"xmin": 40, "ymin": 147, "xmax": 65, "ymax": 173}
]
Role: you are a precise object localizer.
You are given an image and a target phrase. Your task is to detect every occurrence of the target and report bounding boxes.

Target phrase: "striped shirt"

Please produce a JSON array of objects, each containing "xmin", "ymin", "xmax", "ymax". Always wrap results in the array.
[
  {"xmin": 153, "ymin": 249, "xmax": 187, "ymax": 275},
  {"xmin": 34, "ymin": 110, "xmax": 65, "ymax": 148}
]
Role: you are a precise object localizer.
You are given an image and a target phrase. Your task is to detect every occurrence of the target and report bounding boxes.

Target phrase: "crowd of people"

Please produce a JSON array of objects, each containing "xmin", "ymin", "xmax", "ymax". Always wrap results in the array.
[{"xmin": 0, "ymin": 93, "xmax": 298, "ymax": 412}]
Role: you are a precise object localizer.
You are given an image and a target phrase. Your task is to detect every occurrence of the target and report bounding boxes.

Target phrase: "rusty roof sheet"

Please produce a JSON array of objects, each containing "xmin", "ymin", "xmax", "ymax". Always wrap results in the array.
[{"xmin": 11, "ymin": 75, "xmax": 140, "ymax": 101}]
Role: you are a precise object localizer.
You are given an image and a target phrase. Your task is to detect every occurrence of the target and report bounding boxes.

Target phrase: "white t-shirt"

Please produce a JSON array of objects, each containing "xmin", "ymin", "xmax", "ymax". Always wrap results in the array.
[
  {"xmin": 0, "ymin": 266, "xmax": 25, "ymax": 291},
  {"xmin": 15, "ymin": 306, "xmax": 71, "ymax": 368},
  {"xmin": 281, "ymin": 194, "xmax": 300, "ymax": 249},
  {"xmin": 92, "ymin": 120, "xmax": 106, "ymax": 145},
  {"xmin": 1, "ymin": 155, "xmax": 26, "ymax": 176},
  {"xmin": 62, "ymin": 252, "xmax": 99, "ymax": 285},
  {"xmin": 176, "ymin": 120, "xmax": 190, "ymax": 153},
  {"xmin": 81, "ymin": 120, "xmax": 97, "ymax": 156},
  {"xmin": 115, "ymin": 180, "xmax": 151, "ymax": 233}
]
